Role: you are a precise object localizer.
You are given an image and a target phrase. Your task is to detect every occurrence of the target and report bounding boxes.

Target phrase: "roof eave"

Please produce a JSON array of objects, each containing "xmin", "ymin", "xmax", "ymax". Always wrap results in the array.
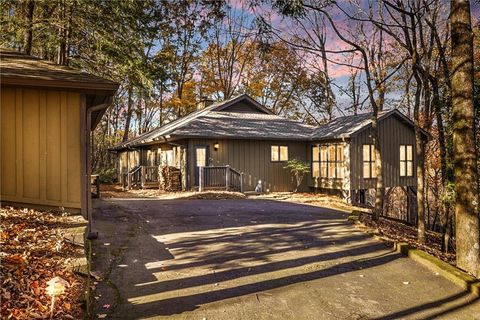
[{"xmin": 1, "ymin": 75, "xmax": 119, "ymax": 93}]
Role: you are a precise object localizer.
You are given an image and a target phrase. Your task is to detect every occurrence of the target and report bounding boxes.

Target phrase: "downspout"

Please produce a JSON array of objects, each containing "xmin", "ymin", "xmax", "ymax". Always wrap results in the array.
[{"xmin": 86, "ymin": 100, "xmax": 112, "ymax": 239}]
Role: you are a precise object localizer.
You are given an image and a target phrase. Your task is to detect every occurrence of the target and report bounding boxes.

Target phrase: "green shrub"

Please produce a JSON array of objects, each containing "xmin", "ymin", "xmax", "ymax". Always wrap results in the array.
[
  {"xmin": 96, "ymin": 168, "xmax": 117, "ymax": 184},
  {"xmin": 284, "ymin": 159, "xmax": 310, "ymax": 192}
]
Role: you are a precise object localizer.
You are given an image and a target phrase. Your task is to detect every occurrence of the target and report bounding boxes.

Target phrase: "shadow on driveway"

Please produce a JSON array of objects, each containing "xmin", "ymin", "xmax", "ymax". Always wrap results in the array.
[{"xmin": 91, "ymin": 198, "xmax": 480, "ymax": 319}]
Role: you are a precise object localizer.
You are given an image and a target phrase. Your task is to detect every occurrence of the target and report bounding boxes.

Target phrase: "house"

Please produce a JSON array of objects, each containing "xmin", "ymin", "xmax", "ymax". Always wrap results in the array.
[
  {"xmin": 0, "ymin": 49, "xmax": 118, "ymax": 219},
  {"xmin": 112, "ymin": 94, "xmax": 315, "ymax": 192},
  {"xmin": 113, "ymin": 94, "xmax": 427, "ymax": 205}
]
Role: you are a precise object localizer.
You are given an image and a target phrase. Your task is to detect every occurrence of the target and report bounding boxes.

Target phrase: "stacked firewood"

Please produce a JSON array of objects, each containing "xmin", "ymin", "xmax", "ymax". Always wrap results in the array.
[{"xmin": 160, "ymin": 166, "xmax": 182, "ymax": 191}]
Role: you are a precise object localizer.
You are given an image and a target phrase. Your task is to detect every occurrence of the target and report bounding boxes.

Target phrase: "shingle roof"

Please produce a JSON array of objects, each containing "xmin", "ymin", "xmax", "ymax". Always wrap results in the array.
[
  {"xmin": 0, "ymin": 49, "xmax": 118, "ymax": 92},
  {"xmin": 173, "ymin": 112, "xmax": 315, "ymax": 140},
  {"xmin": 310, "ymin": 109, "xmax": 426, "ymax": 140},
  {"xmin": 114, "ymin": 95, "xmax": 424, "ymax": 150},
  {"xmin": 113, "ymin": 94, "xmax": 315, "ymax": 149},
  {"xmin": 311, "ymin": 110, "xmax": 388, "ymax": 140}
]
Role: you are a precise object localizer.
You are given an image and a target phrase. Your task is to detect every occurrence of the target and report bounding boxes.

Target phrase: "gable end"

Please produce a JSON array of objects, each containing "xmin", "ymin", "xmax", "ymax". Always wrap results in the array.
[{"xmin": 213, "ymin": 94, "xmax": 273, "ymax": 114}]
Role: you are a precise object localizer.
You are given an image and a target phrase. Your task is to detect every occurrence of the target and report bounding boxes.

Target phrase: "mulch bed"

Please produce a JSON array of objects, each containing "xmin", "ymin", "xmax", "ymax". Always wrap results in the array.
[
  {"xmin": 358, "ymin": 214, "xmax": 456, "ymax": 264},
  {"xmin": 100, "ymin": 184, "xmax": 246, "ymax": 200},
  {"xmin": 254, "ymin": 192, "xmax": 361, "ymax": 213},
  {"xmin": 1, "ymin": 206, "xmax": 85, "ymax": 319}
]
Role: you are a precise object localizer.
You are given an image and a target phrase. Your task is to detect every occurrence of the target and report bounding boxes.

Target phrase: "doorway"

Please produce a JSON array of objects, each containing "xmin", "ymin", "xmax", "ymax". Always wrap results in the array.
[{"xmin": 193, "ymin": 145, "xmax": 209, "ymax": 186}]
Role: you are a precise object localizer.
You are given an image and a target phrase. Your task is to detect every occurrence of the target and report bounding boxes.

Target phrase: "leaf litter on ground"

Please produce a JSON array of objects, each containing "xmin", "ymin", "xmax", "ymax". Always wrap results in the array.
[{"xmin": 1, "ymin": 206, "xmax": 85, "ymax": 319}]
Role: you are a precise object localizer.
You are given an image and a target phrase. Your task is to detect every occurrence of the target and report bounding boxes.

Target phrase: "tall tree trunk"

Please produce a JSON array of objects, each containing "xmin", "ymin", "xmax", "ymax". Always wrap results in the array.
[
  {"xmin": 433, "ymin": 80, "xmax": 451, "ymax": 252},
  {"xmin": 450, "ymin": 0, "xmax": 480, "ymax": 277},
  {"xmin": 412, "ymin": 70, "xmax": 426, "ymax": 243},
  {"xmin": 57, "ymin": 0, "xmax": 67, "ymax": 65},
  {"xmin": 415, "ymin": 130, "xmax": 426, "ymax": 242},
  {"xmin": 123, "ymin": 86, "xmax": 134, "ymax": 142},
  {"xmin": 372, "ymin": 117, "xmax": 384, "ymax": 221},
  {"xmin": 23, "ymin": 0, "xmax": 34, "ymax": 55}
]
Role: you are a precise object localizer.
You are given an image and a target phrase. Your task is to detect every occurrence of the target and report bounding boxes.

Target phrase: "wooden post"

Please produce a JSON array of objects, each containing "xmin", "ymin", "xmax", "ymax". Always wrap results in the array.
[
  {"xmin": 158, "ymin": 165, "xmax": 161, "ymax": 190},
  {"xmin": 199, "ymin": 166, "xmax": 203, "ymax": 192},
  {"xmin": 240, "ymin": 173, "xmax": 243, "ymax": 193},
  {"xmin": 141, "ymin": 166, "xmax": 146, "ymax": 189},
  {"xmin": 225, "ymin": 165, "xmax": 230, "ymax": 191}
]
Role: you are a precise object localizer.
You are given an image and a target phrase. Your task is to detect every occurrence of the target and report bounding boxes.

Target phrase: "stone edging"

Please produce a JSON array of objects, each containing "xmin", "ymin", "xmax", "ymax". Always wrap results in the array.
[
  {"xmin": 394, "ymin": 242, "xmax": 479, "ymax": 297},
  {"xmin": 349, "ymin": 214, "xmax": 480, "ymax": 297}
]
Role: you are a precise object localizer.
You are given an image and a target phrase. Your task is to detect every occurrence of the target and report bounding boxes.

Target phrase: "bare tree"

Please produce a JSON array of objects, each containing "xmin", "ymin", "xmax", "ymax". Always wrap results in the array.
[{"xmin": 200, "ymin": 5, "xmax": 257, "ymax": 100}]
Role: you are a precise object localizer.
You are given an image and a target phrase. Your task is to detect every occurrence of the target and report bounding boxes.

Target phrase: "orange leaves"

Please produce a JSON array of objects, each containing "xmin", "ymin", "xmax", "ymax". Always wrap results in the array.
[
  {"xmin": 0, "ymin": 206, "xmax": 84, "ymax": 319},
  {"xmin": 3, "ymin": 254, "xmax": 27, "ymax": 267}
]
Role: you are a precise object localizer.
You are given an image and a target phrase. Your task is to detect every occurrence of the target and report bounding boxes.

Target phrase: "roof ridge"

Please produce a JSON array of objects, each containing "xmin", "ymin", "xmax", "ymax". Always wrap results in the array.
[{"xmin": 119, "ymin": 94, "xmax": 275, "ymax": 148}]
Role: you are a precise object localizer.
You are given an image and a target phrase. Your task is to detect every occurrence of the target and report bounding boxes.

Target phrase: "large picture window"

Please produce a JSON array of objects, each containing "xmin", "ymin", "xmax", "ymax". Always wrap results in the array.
[
  {"xmin": 363, "ymin": 144, "xmax": 376, "ymax": 178},
  {"xmin": 400, "ymin": 145, "xmax": 413, "ymax": 177},
  {"xmin": 271, "ymin": 145, "xmax": 288, "ymax": 162},
  {"xmin": 311, "ymin": 144, "xmax": 344, "ymax": 178}
]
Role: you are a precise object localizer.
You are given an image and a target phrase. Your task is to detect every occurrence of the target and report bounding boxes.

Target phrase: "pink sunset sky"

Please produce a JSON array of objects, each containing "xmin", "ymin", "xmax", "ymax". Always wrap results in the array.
[
  {"xmin": 232, "ymin": 0, "xmax": 480, "ymax": 79},
  {"xmin": 228, "ymin": 0, "xmax": 479, "ymax": 110}
]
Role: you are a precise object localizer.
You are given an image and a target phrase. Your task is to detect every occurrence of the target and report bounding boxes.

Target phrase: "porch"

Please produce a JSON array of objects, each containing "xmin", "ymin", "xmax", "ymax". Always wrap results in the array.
[{"xmin": 121, "ymin": 165, "xmax": 243, "ymax": 192}]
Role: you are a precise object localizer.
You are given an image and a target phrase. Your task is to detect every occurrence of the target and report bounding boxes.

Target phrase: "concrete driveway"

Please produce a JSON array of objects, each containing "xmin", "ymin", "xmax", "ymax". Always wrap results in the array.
[{"xmin": 91, "ymin": 198, "xmax": 480, "ymax": 319}]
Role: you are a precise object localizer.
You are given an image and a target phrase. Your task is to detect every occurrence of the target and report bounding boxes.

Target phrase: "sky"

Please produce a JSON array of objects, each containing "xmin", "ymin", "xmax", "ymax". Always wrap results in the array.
[{"xmin": 231, "ymin": 0, "xmax": 480, "ymax": 114}]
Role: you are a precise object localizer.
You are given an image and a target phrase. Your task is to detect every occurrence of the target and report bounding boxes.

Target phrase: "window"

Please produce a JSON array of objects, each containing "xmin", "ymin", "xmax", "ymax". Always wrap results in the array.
[
  {"xmin": 147, "ymin": 149, "xmax": 156, "ymax": 166},
  {"xmin": 195, "ymin": 148, "xmax": 206, "ymax": 167},
  {"xmin": 363, "ymin": 144, "xmax": 376, "ymax": 178},
  {"xmin": 271, "ymin": 145, "xmax": 288, "ymax": 162},
  {"xmin": 336, "ymin": 145, "xmax": 344, "ymax": 178},
  {"xmin": 400, "ymin": 145, "xmax": 413, "ymax": 177},
  {"xmin": 160, "ymin": 149, "xmax": 175, "ymax": 166},
  {"xmin": 311, "ymin": 144, "xmax": 344, "ymax": 178},
  {"xmin": 312, "ymin": 146, "xmax": 320, "ymax": 177}
]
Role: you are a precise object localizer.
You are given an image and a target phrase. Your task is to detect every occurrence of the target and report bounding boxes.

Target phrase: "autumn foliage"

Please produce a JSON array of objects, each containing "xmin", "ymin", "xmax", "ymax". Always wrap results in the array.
[{"xmin": 0, "ymin": 207, "xmax": 84, "ymax": 319}]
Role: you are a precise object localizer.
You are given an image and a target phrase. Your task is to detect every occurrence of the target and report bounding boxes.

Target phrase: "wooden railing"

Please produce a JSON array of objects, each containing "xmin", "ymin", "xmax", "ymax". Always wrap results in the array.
[
  {"xmin": 199, "ymin": 165, "xmax": 243, "ymax": 192},
  {"xmin": 123, "ymin": 165, "xmax": 159, "ymax": 190},
  {"xmin": 141, "ymin": 166, "xmax": 160, "ymax": 188}
]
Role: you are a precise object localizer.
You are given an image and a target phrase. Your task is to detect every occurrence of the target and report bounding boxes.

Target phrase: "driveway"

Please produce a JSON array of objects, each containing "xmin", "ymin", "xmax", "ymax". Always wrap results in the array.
[{"xmin": 91, "ymin": 198, "xmax": 480, "ymax": 319}]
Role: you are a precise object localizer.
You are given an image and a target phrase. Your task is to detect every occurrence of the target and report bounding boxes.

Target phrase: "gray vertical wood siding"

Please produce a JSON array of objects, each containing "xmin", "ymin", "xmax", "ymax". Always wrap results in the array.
[
  {"xmin": 187, "ymin": 138, "xmax": 309, "ymax": 191},
  {"xmin": 349, "ymin": 114, "xmax": 417, "ymax": 190}
]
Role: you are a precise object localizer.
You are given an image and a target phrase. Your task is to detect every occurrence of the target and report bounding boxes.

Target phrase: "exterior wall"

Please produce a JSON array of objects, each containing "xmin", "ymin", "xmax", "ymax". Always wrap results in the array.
[
  {"xmin": 118, "ymin": 149, "xmax": 140, "ymax": 179},
  {"xmin": 187, "ymin": 138, "xmax": 309, "ymax": 192},
  {"xmin": 1, "ymin": 87, "xmax": 82, "ymax": 209},
  {"xmin": 349, "ymin": 115, "xmax": 417, "ymax": 190},
  {"xmin": 307, "ymin": 140, "xmax": 351, "ymax": 191},
  {"xmin": 220, "ymin": 101, "xmax": 267, "ymax": 113},
  {"xmin": 117, "ymin": 142, "xmax": 188, "ymax": 189}
]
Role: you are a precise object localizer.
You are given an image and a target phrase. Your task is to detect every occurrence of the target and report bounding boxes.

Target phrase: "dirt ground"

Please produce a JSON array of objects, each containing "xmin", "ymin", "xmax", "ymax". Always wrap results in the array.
[
  {"xmin": 99, "ymin": 184, "xmax": 359, "ymax": 212},
  {"xmin": 100, "ymin": 184, "xmax": 246, "ymax": 200},
  {"xmin": 91, "ymin": 197, "xmax": 480, "ymax": 319}
]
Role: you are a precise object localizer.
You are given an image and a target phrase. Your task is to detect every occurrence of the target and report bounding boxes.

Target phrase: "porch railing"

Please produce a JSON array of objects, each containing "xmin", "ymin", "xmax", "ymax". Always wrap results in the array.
[
  {"xmin": 123, "ymin": 165, "xmax": 159, "ymax": 190},
  {"xmin": 199, "ymin": 165, "xmax": 243, "ymax": 192},
  {"xmin": 141, "ymin": 166, "xmax": 160, "ymax": 188}
]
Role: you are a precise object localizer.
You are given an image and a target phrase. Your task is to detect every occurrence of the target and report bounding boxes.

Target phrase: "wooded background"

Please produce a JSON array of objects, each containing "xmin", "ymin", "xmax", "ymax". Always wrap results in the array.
[{"xmin": 1, "ymin": 0, "xmax": 479, "ymax": 273}]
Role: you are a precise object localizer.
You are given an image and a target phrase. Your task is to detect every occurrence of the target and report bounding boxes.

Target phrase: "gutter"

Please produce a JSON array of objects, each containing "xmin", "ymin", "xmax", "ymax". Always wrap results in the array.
[{"xmin": 85, "ymin": 99, "xmax": 113, "ymax": 240}]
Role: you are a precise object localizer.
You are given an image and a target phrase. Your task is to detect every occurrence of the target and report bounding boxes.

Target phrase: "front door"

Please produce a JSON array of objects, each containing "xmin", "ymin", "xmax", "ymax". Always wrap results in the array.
[{"xmin": 193, "ymin": 146, "xmax": 208, "ymax": 186}]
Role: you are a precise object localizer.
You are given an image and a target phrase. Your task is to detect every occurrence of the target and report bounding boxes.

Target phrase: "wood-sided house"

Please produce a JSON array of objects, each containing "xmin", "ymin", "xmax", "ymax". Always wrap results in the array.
[
  {"xmin": 0, "ymin": 49, "xmax": 118, "ymax": 218},
  {"xmin": 112, "ymin": 94, "xmax": 427, "ymax": 205}
]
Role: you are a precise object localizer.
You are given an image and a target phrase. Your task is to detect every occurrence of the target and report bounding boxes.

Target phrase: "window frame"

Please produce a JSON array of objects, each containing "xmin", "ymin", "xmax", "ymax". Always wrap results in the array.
[
  {"xmin": 271, "ymin": 145, "xmax": 289, "ymax": 162},
  {"xmin": 363, "ymin": 144, "xmax": 376, "ymax": 179},
  {"xmin": 311, "ymin": 143, "xmax": 344, "ymax": 179},
  {"xmin": 400, "ymin": 144, "xmax": 414, "ymax": 177},
  {"xmin": 311, "ymin": 145, "xmax": 320, "ymax": 178}
]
